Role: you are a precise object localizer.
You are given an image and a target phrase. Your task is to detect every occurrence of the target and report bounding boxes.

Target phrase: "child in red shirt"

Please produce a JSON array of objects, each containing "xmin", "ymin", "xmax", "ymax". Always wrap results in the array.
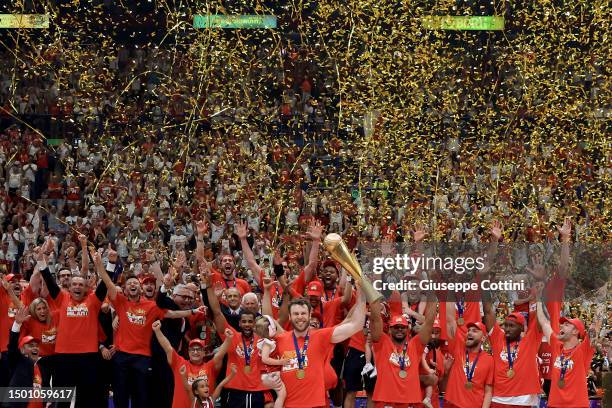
[{"xmin": 255, "ymin": 315, "xmax": 290, "ymax": 408}]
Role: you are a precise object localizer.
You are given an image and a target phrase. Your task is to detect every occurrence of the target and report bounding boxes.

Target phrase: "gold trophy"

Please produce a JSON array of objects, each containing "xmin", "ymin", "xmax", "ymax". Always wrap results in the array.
[{"xmin": 323, "ymin": 233, "xmax": 383, "ymax": 303}]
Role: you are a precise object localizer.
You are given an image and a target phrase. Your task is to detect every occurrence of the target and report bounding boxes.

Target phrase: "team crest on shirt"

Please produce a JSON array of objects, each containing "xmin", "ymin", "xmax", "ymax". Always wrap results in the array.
[
  {"xmin": 235, "ymin": 343, "xmax": 258, "ymax": 358},
  {"xmin": 553, "ymin": 356, "xmax": 575, "ymax": 371},
  {"xmin": 66, "ymin": 303, "xmax": 89, "ymax": 317},
  {"xmin": 280, "ymin": 350, "xmax": 309, "ymax": 372},
  {"xmin": 127, "ymin": 309, "xmax": 146, "ymax": 326},
  {"xmin": 8, "ymin": 306, "xmax": 17, "ymax": 318},
  {"xmin": 388, "ymin": 351, "xmax": 411, "ymax": 368},
  {"xmin": 499, "ymin": 349, "xmax": 520, "ymax": 363},
  {"xmin": 187, "ymin": 369, "xmax": 209, "ymax": 385},
  {"xmin": 41, "ymin": 328, "xmax": 57, "ymax": 344}
]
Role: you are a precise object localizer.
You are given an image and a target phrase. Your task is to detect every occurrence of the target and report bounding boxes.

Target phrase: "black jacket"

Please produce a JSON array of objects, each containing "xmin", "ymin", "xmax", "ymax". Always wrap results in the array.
[{"xmin": 5, "ymin": 329, "xmax": 36, "ymax": 408}]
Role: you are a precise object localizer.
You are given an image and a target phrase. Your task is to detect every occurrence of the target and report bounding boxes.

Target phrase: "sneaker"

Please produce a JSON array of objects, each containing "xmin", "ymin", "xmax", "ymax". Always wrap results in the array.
[
  {"xmin": 422, "ymin": 397, "xmax": 433, "ymax": 408},
  {"xmin": 361, "ymin": 362, "xmax": 374, "ymax": 376},
  {"xmin": 369, "ymin": 366, "xmax": 377, "ymax": 378}
]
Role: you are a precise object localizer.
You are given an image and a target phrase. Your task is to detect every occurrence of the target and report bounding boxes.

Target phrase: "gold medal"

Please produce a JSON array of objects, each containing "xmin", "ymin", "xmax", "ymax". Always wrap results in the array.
[
  {"xmin": 465, "ymin": 381, "xmax": 473, "ymax": 390},
  {"xmin": 558, "ymin": 379, "xmax": 565, "ymax": 388},
  {"xmin": 243, "ymin": 366, "xmax": 252, "ymax": 374},
  {"xmin": 507, "ymin": 368, "xmax": 514, "ymax": 378},
  {"xmin": 296, "ymin": 369, "xmax": 305, "ymax": 379},
  {"xmin": 458, "ymin": 317, "xmax": 465, "ymax": 326},
  {"xmin": 398, "ymin": 370, "xmax": 407, "ymax": 378}
]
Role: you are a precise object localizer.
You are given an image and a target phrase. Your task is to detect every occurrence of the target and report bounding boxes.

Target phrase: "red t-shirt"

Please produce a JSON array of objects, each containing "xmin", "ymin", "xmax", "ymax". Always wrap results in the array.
[
  {"xmin": 276, "ymin": 327, "xmax": 335, "ymax": 408},
  {"xmin": 51, "ymin": 291, "xmax": 103, "ymax": 354},
  {"xmin": 372, "ymin": 334, "xmax": 425, "ymax": 404},
  {"xmin": 0, "ymin": 288, "xmax": 14, "ymax": 352},
  {"xmin": 170, "ymin": 350, "xmax": 217, "ymax": 408},
  {"xmin": 547, "ymin": 335, "xmax": 594, "ymax": 408},
  {"xmin": 489, "ymin": 322, "xmax": 542, "ymax": 397},
  {"xmin": 220, "ymin": 325, "xmax": 266, "ymax": 392},
  {"xmin": 419, "ymin": 346, "xmax": 445, "ymax": 408},
  {"xmin": 111, "ymin": 294, "xmax": 167, "ymax": 356},
  {"xmin": 444, "ymin": 330, "xmax": 494, "ymax": 408},
  {"xmin": 20, "ymin": 312, "xmax": 59, "ymax": 356},
  {"xmin": 539, "ymin": 341, "xmax": 554, "ymax": 381}
]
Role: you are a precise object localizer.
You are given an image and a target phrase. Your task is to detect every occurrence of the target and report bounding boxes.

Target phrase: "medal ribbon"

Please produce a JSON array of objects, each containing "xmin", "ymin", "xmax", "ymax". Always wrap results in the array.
[
  {"xmin": 292, "ymin": 331, "xmax": 310, "ymax": 370},
  {"xmin": 397, "ymin": 340, "xmax": 409, "ymax": 371},
  {"xmin": 319, "ymin": 302, "xmax": 324, "ymax": 328},
  {"xmin": 506, "ymin": 339, "xmax": 518, "ymax": 371},
  {"xmin": 242, "ymin": 335, "xmax": 254, "ymax": 367},
  {"xmin": 325, "ymin": 287, "xmax": 337, "ymax": 301},
  {"xmin": 456, "ymin": 298, "xmax": 465, "ymax": 320},
  {"xmin": 465, "ymin": 349, "xmax": 482, "ymax": 383},
  {"xmin": 559, "ymin": 347, "xmax": 576, "ymax": 382},
  {"xmin": 224, "ymin": 278, "xmax": 237, "ymax": 289}
]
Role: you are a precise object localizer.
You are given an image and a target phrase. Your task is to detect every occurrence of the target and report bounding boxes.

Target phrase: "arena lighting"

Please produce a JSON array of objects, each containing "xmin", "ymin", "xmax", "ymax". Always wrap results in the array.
[
  {"xmin": 193, "ymin": 15, "xmax": 277, "ymax": 29},
  {"xmin": 0, "ymin": 14, "xmax": 49, "ymax": 28},
  {"xmin": 422, "ymin": 16, "xmax": 504, "ymax": 30}
]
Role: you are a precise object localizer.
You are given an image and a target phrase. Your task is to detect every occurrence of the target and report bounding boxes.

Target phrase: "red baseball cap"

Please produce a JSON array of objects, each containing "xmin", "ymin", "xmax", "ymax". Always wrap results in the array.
[
  {"xmin": 389, "ymin": 315, "xmax": 410, "ymax": 327},
  {"xmin": 139, "ymin": 274, "xmax": 157, "ymax": 284},
  {"xmin": 188, "ymin": 339, "xmax": 206, "ymax": 348},
  {"xmin": 505, "ymin": 312, "xmax": 526, "ymax": 327},
  {"xmin": 559, "ymin": 317, "xmax": 586, "ymax": 339},
  {"xmin": 466, "ymin": 321, "xmax": 487, "ymax": 334},
  {"xmin": 307, "ymin": 281, "xmax": 324, "ymax": 297},
  {"xmin": 5, "ymin": 273, "xmax": 23, "ymax": 282},
  {"xmin": 19, "ymin": 335, "xmax": 38, "ymax": 348}
]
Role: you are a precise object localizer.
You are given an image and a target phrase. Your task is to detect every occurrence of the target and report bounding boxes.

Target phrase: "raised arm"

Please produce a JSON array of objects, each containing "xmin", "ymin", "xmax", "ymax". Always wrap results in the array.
[
  {"xmin": 482, "ymin": 290, "xmax": 496, "ymax": 332},
  {"xmin": 261, "ymin": 277, "xmax": 274, "ymax": 317},
  {"xmin": 93, "ymin": 247, "xmax": 117, "ymax": 301},
  {"xmin": 303, "ymin": 222, "xmax": 323, "ymax": 281},
  {"xmin": 331, "ymin": 283, "xmax": 366, "ymax": 343},
  {"xmin": 79, "ymin": 234, "xmax": 89, "ymax": 277},
  {"xmin": 211, "ymin": 364, "xmax": 237, "ymax": 400},
  {"xmin": 341, "ymin": 273, "xmax": 353, "ymax": 307},
  {"xmin": 36, "ymin": 245, "xmax": 60, "ymax": 299},
  {"xmin": 201, "ymin": 270, "xmax": 229, "ymax": 335},
  {"xmin": 418, "ymin": 297, "xmax": 438, "ymax": 345},
  {"xmin": 369, "ymin": 297, "xmax": 383, "ymax": 342},
  {"xmin": 535, "ymin": 301, "xmax": 553, "ymax": 342},
  {"xmin": 152, "ymin": 320, "xmax": 175, "ymax": 365},
  {"xmin": 1, "ymin": 277, "xmax": 24, "ymax": 309},
  {"xmin": 237, "ymin": 221, "xmax": 262, "ymax": 285},
  {"xmin": 90, "ymin": 249, "xmax": 108, "ymax": 302},
  {"xmin": 178, "ymin": 366, "xmax": 195, "ymax": 405},
  {"xmin": 212, "ymin": 328, "xmax": 234, "ymax": 370},
  {"xmin": 557, "ymin": 217, "xmax": 571, "ymax": 278},
  {"xmin": 445, "ymin": 298, "xmax": 457, "ymax": 340}
]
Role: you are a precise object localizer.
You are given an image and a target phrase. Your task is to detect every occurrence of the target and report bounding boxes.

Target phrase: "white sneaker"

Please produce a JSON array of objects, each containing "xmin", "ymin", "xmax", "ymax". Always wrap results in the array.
[
  {"xmin": 422, "ymin": 397, "xmax": 433, "ymax": 408},
  {"xmin": 369, "ymin": 366, "xmax": 377, "ymax": 378}
]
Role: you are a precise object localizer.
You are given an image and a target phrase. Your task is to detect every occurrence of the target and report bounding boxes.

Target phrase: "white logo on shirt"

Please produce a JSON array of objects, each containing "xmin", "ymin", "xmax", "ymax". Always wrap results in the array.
[{"xmin": 66, "ymin": 304, "xmax": 89, "ymax": 317}]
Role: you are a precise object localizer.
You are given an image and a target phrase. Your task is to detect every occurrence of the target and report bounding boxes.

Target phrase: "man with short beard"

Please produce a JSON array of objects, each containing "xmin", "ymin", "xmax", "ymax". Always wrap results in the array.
[
  {"xmin": 39, "ymin": 246, "xmax": 108, "ymax": 408},
  {"xmin": 369, "ymin": 295, "xmax": 437, "ymax": 408},
  {"xmin": 97, "ymin": 251, "xmax": 206, "ymax": 408},
  {"xmin": 140, "ymin": 273, "xmax": 158, "ymax": 300},
  {"xmin": 536, "ymin": 301, "xmax": 595, "ymax": 408},
  {"xmin": 444, "ymin": 302, "xmax": 494, "ymax": 408},
  {"xmin": 275, "ymin": 285, "xmax": 366, "ymax": 408}
]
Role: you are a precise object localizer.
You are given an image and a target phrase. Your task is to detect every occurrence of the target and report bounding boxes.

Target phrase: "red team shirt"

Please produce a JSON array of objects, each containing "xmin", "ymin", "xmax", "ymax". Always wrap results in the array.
[
  {"xmin": 444, "ymin": 329, "xmax": 494, "ymax": 408},
  {"xmin": 20, "ymin": 312, "xmax": 60, "ymax": 356},
  {"xmin": 219, "ymin": 325, "xmax": 267, "ymax": 392},
  {"xmin": 276, "ymin": 327, "xmax": 335, "ymax": 408},
  {"xmin": 170, "ymin": 350, "xmax": 218, "ymax": 408},
  {"xmin": 51, "ymin": 291, "xmax": 103, "ymax": 353},
  {"xmin": 372, "ymin": 334, "xmax": 425, "ymax": 406},
  {"xmin": 489, "ymin": 322, "xmax": 542, "ymax": 397},
  {"xmin": 111, "ymin": 294, "xmax": 168, "ymax": 356},
  {"xmin": 548, "ymin": 334, "xmax": 594, "ymax": 408}
]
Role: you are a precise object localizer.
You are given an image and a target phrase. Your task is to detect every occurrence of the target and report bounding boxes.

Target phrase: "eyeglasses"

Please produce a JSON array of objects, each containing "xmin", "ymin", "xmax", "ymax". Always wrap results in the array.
[
  {"xmin": 174, "ymin": 294, "xmax": 195, "ymax": 302},
  {"xmin": 59, "ymin": 274, "xmax": 72, "ymax": 279},
  {"xmin": 189, "ymin": 346, "xmax": 204, "ymax": 352}
]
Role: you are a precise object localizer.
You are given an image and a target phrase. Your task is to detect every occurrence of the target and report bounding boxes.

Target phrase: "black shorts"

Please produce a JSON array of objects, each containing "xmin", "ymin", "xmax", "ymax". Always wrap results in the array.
[
  {"xmin": 224, "ymin": 389, "xmax": 264, "ymax": 408},
  {"xmin": 342, "ymin": 347, "xmax": 376, "ymax": 393}
]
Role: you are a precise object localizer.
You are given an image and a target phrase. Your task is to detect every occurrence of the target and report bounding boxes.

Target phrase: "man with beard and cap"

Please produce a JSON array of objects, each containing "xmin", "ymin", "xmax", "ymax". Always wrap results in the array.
[
  {"xmin": 444, "ymin": 302, "xmax": 494, "ymax": 408},
  {"xmin": 203, "ymin": 267, "xmax": 269, "ymax": 408},
  {"xmin": 536, "ymin": 301, "xmax": 595, "ymax": 408},
  {"xmin": 483, "ymin": 295, "xmax": 542, "ymax": 408},
  {"xmin": 38, "ymin": 243, "xmax": 108, "ymax": 408},
  {"xmin": 369, "ymin": 293, "xmax": 438, "ymax": 408},
  {"xmin": 7, "ymin": 306, "xmax": 43, "ymax": 408},
  {"xmin": 97, "ymin": 250, "xmax": 206, "ymax": 408},
  {"xmin": 274, "ymin": 283, "xmax": 367, "ymax": 408},
  {"xmin": 140, "ymin": 273, "xmax": 159, "ymax": 300}
]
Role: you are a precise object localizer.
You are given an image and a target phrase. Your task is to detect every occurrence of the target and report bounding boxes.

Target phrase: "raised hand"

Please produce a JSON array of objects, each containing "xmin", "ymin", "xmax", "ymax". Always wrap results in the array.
[
  {"xmin": 557, "ymin": 217, "xmax": 572, "ymax": 241},
  {"xmin": 262, "ymin": 277, "xmax": 275, "ymax": 292},
  {"xmin": 236, "ymin": 221, "xmax": 248, "ymax": 240},
  {"xmin": 152, "ymin": 320, "xmax": 162, "ymax": 332},
  {"xmin": 224, "ymin": 328, "xmax": 234, "ymax": 339},
  {"xmin": 78, "ymin": 234, "xmax": 88, "ymax": 248},
  {"xmin": 15, "ymin": 306, "xmax": 30, "ymax": 324},
  {"xmin": 526, "ymin": 252, "xmax": 546, "ymax": 280},
  {"xmin": 491, "ymin": 219, "xmax": 503, "ymax": 241},
  {"xmin": 196, "ymin": 220, "xmax": 209, "ymax": 237},
  {"xmin": 413, "ymin": 224, "xmax": 427, "ymax": 243},
  {"xmin": 304, "ymin": 220, "xmax": 323, "ymax": 241}
]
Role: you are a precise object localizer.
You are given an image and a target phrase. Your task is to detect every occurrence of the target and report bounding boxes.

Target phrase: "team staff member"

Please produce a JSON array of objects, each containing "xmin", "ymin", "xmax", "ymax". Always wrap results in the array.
[
  {"xmin": 152, "ymin": 320, "xmax": 233, "ymax": 408},
  {"xmin": 275, "ymin": 285, "xmax": 366, "ymax": 408},
  {"xmin": 483, "ymin": 300, "xmax": 542, "ymax": 407},
  {"xmin": 444, "ymin": 302, "xmax": 494, "ymax": 408},
  {"xmin": 536, "ymin": 302, "xmax": 595, "ymax": 408},
  {"xmin": 97, "ymin": 249, "xmax": 206, "ymax": 408},
  {"xmin": 369, "ymin": 292, "xmax": 437, "ymax": 408},
  {"xmin": 39, "ymin": 246, "xmax": 108, "ymax": 408}
]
